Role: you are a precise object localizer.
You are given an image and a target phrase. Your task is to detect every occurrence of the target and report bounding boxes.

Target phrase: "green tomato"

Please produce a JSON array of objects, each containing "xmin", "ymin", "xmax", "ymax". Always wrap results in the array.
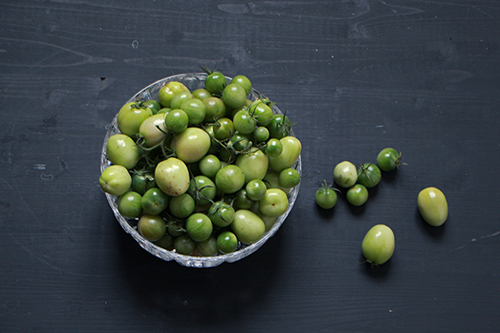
[
  {"xmin": 117, "ymin": 102, "xmax": 153, "ymax": 137},
  {"xmin": 158, "ymin": 81, "xmax": 190, "ymax": 108},
  {"xmin": 250, "ymin": 101, "xmax": 273, "ymax": 126},
  {"xmin": 217, "ymin": 231, "xmax": 239, "ymax": 254},
  {"xmin": 207, "ymin": 201, "xmax": 235, "ymax": 227},
  {"xmin": 99, "ymin": 165, "xmax": 132, "ymax": 196},
  {"xmin": 205, "ymin": 71, "xmax": 226, "ymax": 94},
  {"xmin": 138, "ymin": 113, "xmax": 167, "ymax": 147},
  {"xmin": 170, "ymin": 91, "xmax": 193, "ymax": 110},
  {"xmin": 230, "ymin": 75, "xmax": 252, "ymax": 95},
  {"xmin": 215, "ymin": 165, "xmax": 245, "ymax": 194},
  {"xmin": 154, "ymin": 157, "xmax": 190, "ymax": 196},
  {"xmin": 165, "ymin": 109, "xmax": 189, "ymax": 134},
  {"xmin": 174, "ymin": 234, "xmax": 197, "ymax": 255},
  {"xmin": 181, "ymin": 98, "xmax": 206, "ymax": 125},
  {"xmin": 233, "ymin": 110, "xmax": 257, "ymax": 135},
  {"xmin": 141, "ymin": 187, "xmax": 170, "ymax": 215},
  {"xmin": 192, "ymin": 88, "xmax": 212, "ymax": 101},
  {"xmin": 186, "ymin": 213, "xmax": 213, "ymax": 242},
  {"xmin": 262, "ymin": 169, "xmax": 290, "ymax": 194},
  {"xmin": 268, "ymin": 136, "xmax": 302, "ymax": 173},
  {"xmin": 362, "ymin": 224, "xmax": 395, "ymax": 265},
  {"xmin": 377, "ymin": 148, "xmax": 401, "ymax": 172},
  {"xmin": 167, "ymin": 220, "xmax": 185, "ymax": 237},
  {"xmin": 222, "ymin": 83, "xmax": 247, "ymax": 109},
  {"xmin": 169, "ymin": 193, "xmax": 195, "ymax": 219},
  {"xmin": 346, "ymin": 184, "xmax": 369, "ymax": 206},
  {"xmin": 203, "ymin": 97, "xmax": 227, "ymax": 122},
  {"xmin": 267, "ymin": 114, "xmax": 291, "ymax": 139},
  {"xmin": 132, "ymin": 172, "xmax": 156, "ymax": 195},
  {"xmin": 197, "ymin": 236, "xmax": 218, "ymax": 256},
  {"xmin": 212, "ymin": 117, "xmax": 235, "ymax": 141},
  {"xmin": 231, "ymin": 209, "xmax": 265, "ymax": 244},
  {"xmin": 138, "ymin": 214, "xmax": 166, "ymax": 242},
  {"xmin": 155, "ymin": 233, "xmax": 174, "ymax": 250},
  {"xmin": 228, "ymin": 134, "xmax": 251, "ymax": 153},
  {"xmin": 189, "ymin": 175, "xmax": 216, "ymax": 206},
  {"xmin": 259, "ymin": 188, "xmax": 289, "ymax": 217},
  {"xmin": 117, "ymin": 191, "xmax": 143, "ymax": 218},
  {"xmin": 140, "ymin": 99, "xmax": 162, "ymax": 115},
  {"xmin": 249, "ymin": 202, "xmax": 277, "ymax": 231},
  {"xmin": 233, "ymin": 189, "xmax": 254, "ymax": 210},
  {"xmin": 333, "ymin": 161, "xmax": 358, "ymax": 188},
  {"xmin": 278, "ymin": 168, "xmax": 300, "ymax": 188},
  {"xmin": 315, "ymin": 181, "xmax": 338, "ymax": 209},
  {"xmin": 265, "ymin": 138, "xmax": 283, "ymax": 158},
  {"xmin": 418, "ymin": 187, "xmax": 448, "ymax": 227},
  {"xmin": 357, "ymin": 163, "xmax": 381, "ymax": 188},
  {"xmin": 245, "ymin": 179, "xmax": 267, "ymax": 201},
  {"xmin": 235, "ymin": 148, "xmax": 269, "ymax": 184},
  {"xmin": 253, "ymin": 126, "xmax": 270, "ymax": 142},
  {"xmin": 106, "ymin": 134, "xmax": 140, "ymax": 170},
  {"xmin": 173, "ymin": 127, "xmax": 211, "ymax": 164},
  {"xmin": 198, "ymin": 154, "xmax": 221, "ymax": 179}
]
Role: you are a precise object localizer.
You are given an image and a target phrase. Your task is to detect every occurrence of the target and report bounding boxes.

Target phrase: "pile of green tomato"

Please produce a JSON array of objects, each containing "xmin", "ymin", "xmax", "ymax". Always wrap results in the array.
[
  {"xmin": 315, "ymin": 148, "xmax": 448, "ymax": 266},
  {"xmin": 99, "ymin": 70, "xmax": 302, "ymax": 257}
]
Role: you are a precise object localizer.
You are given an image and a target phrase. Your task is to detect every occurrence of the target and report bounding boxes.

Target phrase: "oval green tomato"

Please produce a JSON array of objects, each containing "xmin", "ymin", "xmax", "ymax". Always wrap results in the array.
[
  {"xmin": 235, "ymin": 148, "xmax": 269, "ymax": 183},
  {"xmin": 117, "ymin": 102, "xmax": 153, "ymax": 137},
  {"xmin": 173, "ymin": 127, "xmax": 211, "ymax": 164},
  {"xmin": 215, "ymin": 165, "xmax": 245, "ymax": 194},
  {"xmin": 362, "ymin": 224, "xmax": 395, "ymax": 265},
  {"xmin": 418, "ymin": 187, "xmax": 448, "ymax": 227},
  {"xmin": 154, "ymin": 157, "xmax": 190, "ymax": 196},
  {"xmin": 268, "ymin": 136, "xmax": 301, "ymax": 173},
  {"xmin": 106, "ymin": 134, "xmax": 140, "ymax": 170},
  {"xmin": 138, "ymin": 113, "xmax": 167, "ymax": 147},
  {"xmin": 334, "ymin": 161, "xmax": 358, "ymax": 188},
  {"xmin": 99, "ymin": 165, "xmax": 132, "ymax": 196},
  {"xmin": 231, "ymin": 209, "xmax": 266, "ymax": 244},
  {"xmin": 158, "ymin": 81, "xmax": 190, "ymax": 108},
  {"xmin": 259, "ymin": 188, "xmax": 289, "ymax": 217}
]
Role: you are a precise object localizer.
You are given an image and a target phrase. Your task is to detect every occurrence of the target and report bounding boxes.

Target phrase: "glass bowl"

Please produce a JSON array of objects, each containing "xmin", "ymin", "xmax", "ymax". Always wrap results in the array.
[{"xmin": 100, "ymin": 73, "xmax": 301, "ymax": 268}]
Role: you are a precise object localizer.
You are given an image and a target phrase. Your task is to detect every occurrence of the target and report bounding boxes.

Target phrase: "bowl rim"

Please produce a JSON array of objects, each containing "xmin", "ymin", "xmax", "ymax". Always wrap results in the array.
[{"xmin": 101, "ymin": 72, "xmax": 301, "ymax": 268}]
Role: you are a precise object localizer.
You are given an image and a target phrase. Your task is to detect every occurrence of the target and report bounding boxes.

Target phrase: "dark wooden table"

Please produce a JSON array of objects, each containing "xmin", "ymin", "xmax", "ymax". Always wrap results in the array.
[{"xmin": 1, "ymin": 1, "xmax": 499, "ymax": 332}]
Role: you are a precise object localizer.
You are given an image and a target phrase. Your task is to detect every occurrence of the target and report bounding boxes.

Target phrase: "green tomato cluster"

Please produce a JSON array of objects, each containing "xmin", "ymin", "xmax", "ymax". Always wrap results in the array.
[
  {"xmin": 99, "ymin": 69, "xmax": 302, "ymax": 257},
  {"xmin": 315, "ymin": 147, "xmax": 403, "ymax": 210}
]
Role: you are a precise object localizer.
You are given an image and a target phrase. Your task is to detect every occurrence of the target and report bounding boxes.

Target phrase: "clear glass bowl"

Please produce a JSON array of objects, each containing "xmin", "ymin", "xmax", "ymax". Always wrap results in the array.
[{"xmin": 100, "ymin": 73, "xmax": 301, "ymax": 268}]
